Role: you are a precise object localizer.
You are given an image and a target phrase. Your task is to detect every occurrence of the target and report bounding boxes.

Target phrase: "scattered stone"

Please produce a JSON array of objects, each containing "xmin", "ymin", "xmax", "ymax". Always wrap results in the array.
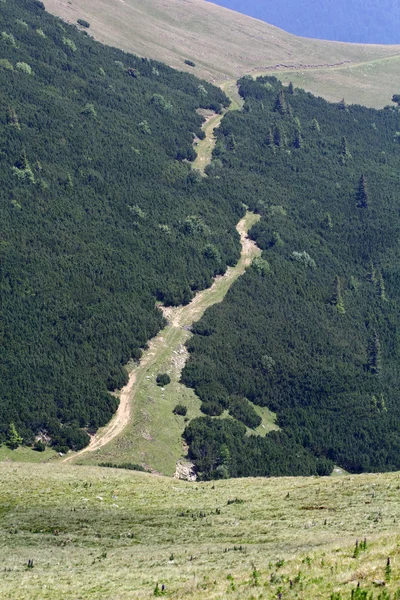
[{"xmin": 174, "ymin": 459, "xmax": 197, "ymax": 481}]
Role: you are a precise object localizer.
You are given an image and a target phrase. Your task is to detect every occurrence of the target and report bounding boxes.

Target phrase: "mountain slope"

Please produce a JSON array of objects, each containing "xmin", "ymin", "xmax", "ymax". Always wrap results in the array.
[
  {"xmin": 1, "ymin": 462, "xmax": 400, "ymax": 599},
  {"xmin": 0, "ymin": 0, "xmax": 241, "ymax": 449},
  {"xmin": 44, "ymin": 0, "xmax": 400, "ymax": 107},
  {"xmin": 182, "ymin": 76, "xmax": 400, "ymax": 478}
]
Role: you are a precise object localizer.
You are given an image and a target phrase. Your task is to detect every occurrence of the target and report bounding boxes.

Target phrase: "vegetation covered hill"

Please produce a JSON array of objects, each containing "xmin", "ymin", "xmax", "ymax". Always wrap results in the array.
[
  {"xmin": 0, "ymin": 0, "xmax": 244, "ymax": 450},
  {"xmin": 182, "ymin": 76, "xmax": 400, "ymax": 479},
  {"xmin": 44, "ymin": 0, "xmax": 400, "ymax": 108},
  {"xmin": 2, "ymin": 462, "xmax": 400, "ymax": 599}
]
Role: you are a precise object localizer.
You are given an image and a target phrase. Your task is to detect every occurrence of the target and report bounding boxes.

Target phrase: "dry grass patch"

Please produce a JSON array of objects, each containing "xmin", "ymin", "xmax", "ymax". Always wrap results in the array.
[
  {"xmin": 44, "ymin": 0, "xmax": 400, "ymax": 106},
  {"xmin": 1, "ymin": 464, "xmax": 400, "ymax": 598}
]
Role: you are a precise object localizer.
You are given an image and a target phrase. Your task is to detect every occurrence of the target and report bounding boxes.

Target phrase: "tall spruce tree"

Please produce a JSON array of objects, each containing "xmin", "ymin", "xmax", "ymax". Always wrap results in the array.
[
  {"xmin": 274, "ymin": 90, "xmax": 288, "ymax": 115},
  {"xmin": 331, "ymin": 275, "xmax": 345, "ymax": 314},
  {"xmin": 368, "ymin": 330, "xmax": 381, "ymax": 375},
  {"xmin": 357, "ymin": 174, "xmax": 369, "ymax": 208}
]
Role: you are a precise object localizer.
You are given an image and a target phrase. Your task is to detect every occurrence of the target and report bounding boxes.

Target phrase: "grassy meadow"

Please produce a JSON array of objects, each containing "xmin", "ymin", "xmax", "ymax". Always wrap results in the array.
[
  {"xmin": 1, "ymin": 462, "xmax": 400, "ymax": 599},
  {"xmin": 44, "ymin": 0, "xmax": 400, "ymax": 107}
]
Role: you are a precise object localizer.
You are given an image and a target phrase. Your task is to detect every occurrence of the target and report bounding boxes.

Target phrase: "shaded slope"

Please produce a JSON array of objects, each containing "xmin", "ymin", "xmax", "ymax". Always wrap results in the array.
[
  {"xmin": 182, "ymin": 76, "xmax": 400, "ymax": 477},
  {"xmin": 0, "ymin": 0, "xmax": 240, "ymax": 448}
]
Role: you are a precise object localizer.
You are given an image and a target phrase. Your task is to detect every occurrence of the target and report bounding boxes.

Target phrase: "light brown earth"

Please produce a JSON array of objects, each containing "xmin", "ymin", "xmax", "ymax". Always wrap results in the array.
[{"xmin": 45, "ymin": 0, "xmax": 400, "ymax": 107}]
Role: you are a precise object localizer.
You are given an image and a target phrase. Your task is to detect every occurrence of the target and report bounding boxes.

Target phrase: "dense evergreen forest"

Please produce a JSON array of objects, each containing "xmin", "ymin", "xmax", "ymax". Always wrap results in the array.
[
  {"xmin": 0, "ymin": 0, "xmax": 242, "ymax": 450},
  {"xmin": 182, "ymin": 75, "xmax": 400, "ymax": 479}
]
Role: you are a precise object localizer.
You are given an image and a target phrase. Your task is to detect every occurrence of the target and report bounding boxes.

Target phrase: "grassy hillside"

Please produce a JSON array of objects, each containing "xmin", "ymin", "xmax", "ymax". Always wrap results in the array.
[
  {"xmin": 1, "ymin": 462, "xmax": 400, "ymax": 599},
  {"xmin": 44, "ymin": 0, "xmax": 400, "ymax": 107}
]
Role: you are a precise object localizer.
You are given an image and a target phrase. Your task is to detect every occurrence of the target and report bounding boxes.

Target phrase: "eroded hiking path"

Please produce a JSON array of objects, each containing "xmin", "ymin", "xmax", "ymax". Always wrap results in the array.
[
  {"xmin": 64, "ymin": 212, "xmax": 261, "ymax": 464},
  {"xmin": 192, "ymin": 81, "xmax": 244, "ymax": 173}
]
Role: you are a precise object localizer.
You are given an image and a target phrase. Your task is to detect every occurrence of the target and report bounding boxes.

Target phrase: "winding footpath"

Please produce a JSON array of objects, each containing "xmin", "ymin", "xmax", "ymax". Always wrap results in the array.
[{"xmin": 64, "ymin": 85, "xmax": 258, "ymax": 464}]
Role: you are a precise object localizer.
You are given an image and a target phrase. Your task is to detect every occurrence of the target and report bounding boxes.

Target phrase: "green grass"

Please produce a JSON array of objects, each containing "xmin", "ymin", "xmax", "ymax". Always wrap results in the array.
[
  {"xmin": 193, "ymin": 110, "xmax": 225, "ymax": 173},
  {"xmin": 2, "ymin": 462, "xmax": 400, "ymax": 598},
  {"xmin": 0, "ymin": 445, "xmax": 59, "ymax": 463},
  {"xmin": 45, "ymin": 0, "xmax": 400, "ymax": 107},
  {"xmin": 254, "ymin": 54, "xmax": 400, "ymax": 108},
  {"xmin": 74, "ymin": 212, "xmax": 262, "ymax": 475}
]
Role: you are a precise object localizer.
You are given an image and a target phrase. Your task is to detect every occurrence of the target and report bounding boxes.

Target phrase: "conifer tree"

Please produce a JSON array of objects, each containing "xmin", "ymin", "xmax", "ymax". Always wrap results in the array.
[
  {"xmin": 331, "ymin": 275, "xmax": 345, "ymax": 314},
  {"xmin": 376, "ymin": 270, "xmax": 387, "ymax": 300},
  {"xmin": 274, "ymin": 125, "xmax": 282, "ymax": 147},
  {"xmin": 322, "ymin": 212, "xmax": 333, "ymax": 230},
  {"xmin": 311, "ymin": 117, "xmax": 320, "ymax": 132},
  {"xmin": 368, "ymin": 330, "xmax": 381, "ymax": 375},
  {"xmin": 6, "ymin": 423, "xmax": 22, "ymax": 450},
  {"xmin": 265, "ymin": 128, "xmax": 273, "ymax": 148},
  {"xmin": 366, "ymin": 259, "xmax": 376, "ymax": 283},
  {"xmin": 274, "ymin": 90, "xmax": 288, "ymax": 115},
  {"xmin": 341, "ymin": 136, "xmax": 352, "ymax": 159},
  {"xmin": 356, "ymin": 174, "xmax": 369, "ymax": 208},
  {"xmin": 377, "ymin": 394, "xmax": 387, "ymax": 412},
  {"xmin": 293, "ymin": 129, "xmax": 302, "ymax": 149},
  {"xmin": 7, "ymin": 107, "xmax": 20, "ymax": 129},
  {"xmin": 287, "ymin": 81, "xmax": 294, "ymax": 95}
]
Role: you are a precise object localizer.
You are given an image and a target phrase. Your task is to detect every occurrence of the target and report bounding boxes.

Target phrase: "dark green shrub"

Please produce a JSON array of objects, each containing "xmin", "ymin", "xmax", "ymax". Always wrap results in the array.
[
  {"xmin": 77, "ymin": 19, "xmax": 90, "ymax": 28},
  {"xmin": 131, "ymin": 348, "xmax": 143, "ymax": 361},
  {"xmin": 200, "ymin": 402, "xmax": 224, "ymax": 416},
  {"xmin": 184, "ymin": 59, "xmax": 196, "ymax": 67},
  {"xmin": 33, "ymin": 440, "xmax": 46, "ymax": 452},
  {"xmin": 156, "ymin": 373, "xmax": 171, "ymax": 386},
  {"xmin": 228, "ymin": 396, "xmax": 261, "ymax": 429},
  {"xmin": 173, "ymin": 404, "xmax": 187, "ymax": 416},
  {"xmin": 99, "ymin": 462, "xmax": 149, "ymax": 472}
]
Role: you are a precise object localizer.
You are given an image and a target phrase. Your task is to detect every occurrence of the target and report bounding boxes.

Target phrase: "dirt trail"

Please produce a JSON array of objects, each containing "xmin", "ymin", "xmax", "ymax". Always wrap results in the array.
[
  {"xmin": 64, "ymin": 82, "xmax": 257, "ymax": 464},
  {"xmin": 64, "ymin": 212, "xmax": 260, "ymax": 463}
]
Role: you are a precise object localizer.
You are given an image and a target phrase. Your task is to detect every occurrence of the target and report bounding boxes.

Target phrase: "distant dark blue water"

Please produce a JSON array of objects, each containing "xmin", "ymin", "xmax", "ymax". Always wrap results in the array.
[{"xmin": 206, "ymin": 0, "xmax": 400, "ymax": 44}]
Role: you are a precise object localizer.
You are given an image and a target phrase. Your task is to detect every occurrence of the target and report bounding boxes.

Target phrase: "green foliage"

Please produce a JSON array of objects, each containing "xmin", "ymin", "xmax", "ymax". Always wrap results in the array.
[
  {"xmin": 182, "ymin": 75, "xmax": 400, "ymax": 476},
  {"xmin": 292, "ymin": 250, "xmax": 316, "ymax": 268},
  {"xmin": 16, "ymin": 61, "xmax": 32, "ymax": 74},
  {"xmin": 1, "ymin": 31, "xmax": 16, "ymax": 46},
  {"xmin": 33, "ymin": 440, "xmax": 46, "ymax": 452},
  {"xmin": 251, "ymin": 256, "xmax": 270, "ymax": 276},
  {"xmin": 151, "ymin": 93, "xmax": 172, "ymax": 112},
  {"xmin": 203, "ymin": 244, "xmax": 221, "ymax": 262},
  {"xmin": 184, "ymin": 59, "xmax": 196, "ymax": 67},
  {"xmin": 331, "ymin": 275, "xmax": 345, "ymax": 314},
  {"xmin": 6, "ymin": 423, "xmax": 22, "ymax": 450},
  {"xmin": 184, "ymin": 417, "xmax": 332, "ymax": 479},
  {"xmin": 385, "ymin": 557, "xmax": 392, "ymax": 582},
  {"xmin": 228, "ymin": 396, "xmax": 262, "ymax": 429},
  {"xmin": 77, "ymin": 19, "xmax": 90, "ymax": 28},
  {"xmin": 0, "ymin": 58, "xmax": 13, "ymax": 70},
  {"xmin": 156, "ymin": 374, "xmax": 171, "ymax": 387},
  {"xmin": 173, "ymin": 404, "xmax": 187, "ymax": 416},
  {"xmin": 98, "ymin": 462, "xmax": 149, "ymax": 472},
  {"xmin": 62, "ymin": 36, "xmax": 77, "ymax": 52},
  {"xmin": 80, "ymin": 102, "xmax": 97, "ymax": 118},
  {"xmin": 0, "ymin": 0, "xmax": 234, "ymax": 449},
  {"xmin": 357, "ymin": 174, "xmax": 370, "ymax": 208}
]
